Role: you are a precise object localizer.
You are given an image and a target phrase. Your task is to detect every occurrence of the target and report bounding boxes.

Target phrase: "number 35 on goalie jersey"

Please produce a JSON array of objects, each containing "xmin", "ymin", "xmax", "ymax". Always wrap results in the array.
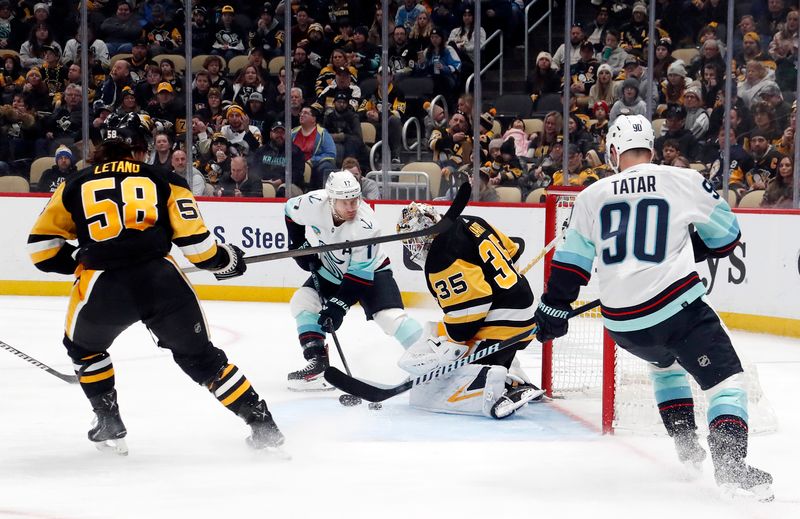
[{"xmin": 424, "ymin": 215, "xmax": 536, "ymax": 343}]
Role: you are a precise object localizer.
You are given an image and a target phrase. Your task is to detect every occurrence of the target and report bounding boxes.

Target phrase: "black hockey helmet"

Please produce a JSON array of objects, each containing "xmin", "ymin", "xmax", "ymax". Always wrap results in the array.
[{"xmin": 101, "ymin": 112, "xmax": 153, "ymax": 152}]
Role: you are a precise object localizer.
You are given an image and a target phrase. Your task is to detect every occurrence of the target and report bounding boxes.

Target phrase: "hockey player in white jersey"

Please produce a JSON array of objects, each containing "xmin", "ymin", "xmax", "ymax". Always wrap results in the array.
[
  {"xmin": 284, "ymin": 170, "xmax": 423, "ymax": 390},
  {"xmin": 535, "ymin": 115, "xmax": 773, "ymax": 500}
]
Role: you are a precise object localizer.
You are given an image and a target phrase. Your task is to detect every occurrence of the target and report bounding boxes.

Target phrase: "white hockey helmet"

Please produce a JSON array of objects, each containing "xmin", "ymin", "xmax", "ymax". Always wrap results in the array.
[
  {"xmin": 397, "ymin": 202, "xmax": 442, "ymax": 267},
  {"xmin": 605, "ymin": 114, "xmax": 655, "ymax": 173},
  {"xmin": 326, "ymin": 170, "xmax": 361, "ymax": 200}
]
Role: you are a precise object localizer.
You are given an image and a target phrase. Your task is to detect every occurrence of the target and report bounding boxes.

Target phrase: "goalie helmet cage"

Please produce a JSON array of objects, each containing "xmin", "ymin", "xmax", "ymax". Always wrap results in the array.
[{"xmin": 541, "ymin": 187, "xmax": 778, "ymax": 436}]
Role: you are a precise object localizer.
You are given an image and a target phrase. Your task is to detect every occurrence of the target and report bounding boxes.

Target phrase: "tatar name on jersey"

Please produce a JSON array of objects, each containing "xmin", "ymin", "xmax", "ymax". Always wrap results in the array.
[
  {"xmin": 566, "ymin": 163, "xmax": 727, "ymax": 310},
  {"xmin": 285, "ymin": 190, "xmax": 388, "ymax": 283}
]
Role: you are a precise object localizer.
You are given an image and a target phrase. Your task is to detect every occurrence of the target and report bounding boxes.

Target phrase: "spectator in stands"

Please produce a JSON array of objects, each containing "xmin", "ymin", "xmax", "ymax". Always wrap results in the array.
[
  {"xmin": 569, "ymin": 41, "xmax": 599, "ymax": 101},
  {"xmin": 738, "ymin": 60, "xmax": 778, "ymax": 109},
  {"xmin": 149, "ymin": 131, "xmax": 173, "ymax": 170},
  {"xmin": 190, "ymin": 5, "xmax": 212, "ymax": 55},
  {"xmin": 701, "ymin": 126, "xmax": 751, "ymax": 190},
  {"xmin": 430, "ymin": 110, "xmax": 473, "ymax": 197},
  {"xmin": 250, "ymin": 4, "xmax": 284, "ymax": 59},
  {"xmin": 700, "ymin": 62, "xmax": 723, "ymax": 110},
  {"xmin": 292, "ymin": 4, "xmax": 312, "ymax": 44},
  {"xmin": 689, "ymin": 39, "xmax": 725, "ymax": 80},
  {"xmin": 203, "ymin": 132, "xmax": 231, "ymax": 187},
  {"xmin": 279, "ymin": 87, "xmax": 304, "ymax": 129},
  {"xmin": 735, "ymin": 32, "xmax": 776, "ymax": 81},
  {"xmin": 231, "ymin": 64, "xmax": 276, "ymax": 112},
  {"xmin": 599, "ymin": 28, "xmax": 628, "ymax": 76},
  {"xmin": 659, "ymin": 138, "xmax": 681, "ymax": 166},
  {"xmin": 418, "ymin": 27, "xmax": 461, "ymax": 107},
  {"xmin": 19, "ymin": 22, "xmax": 60, "ymax": 69},
  {"xmin": 589, "ymin": 100, "xmax": 610, "ymax": 151},
  {"xmin": 315, "ymin": 48, "xmax": 357, "ymax": 97},
  {"xmin": 160, "ymin": 58, "xmax": 183, "ymax": 94},
  {"xmin": 40, "ymin": 45, "xmax": 67, "ymax": 98},
  {"xmin": 124, "ymin": 39, "xmax": 151, "ymax": 85},
  {"xmin": 520, "ymin": 136, "xmax": 562, "ymax": 196},
  {"xmin": 658, "ymin": 60, "xmax": 690, "ymax": 110},
  {"xmin": 144, "ymin": 3, "xmax": 182, "ymax": 55},
  {"xmin": 215, "ymin": 155, "xmax": 262, "ymax": 197},
  {"xmin": 117, "ymin": 85, "xmax": 141, "ymax": 116},
  {"xmin": 567, "ymin": 113, "xmax": 595, "ymax": 155},
  {"xmin": 34, "ymin": 144, "xmax": 74, "ymax": 193},
  {"xmin": 408, "ymin": 9, "xmax": 433, "ymax": 53},
  {"xmin": 133, "ymin": 63, "xmax": 160, "ymax": 112},
  {"xmin": 62, "ymin": 26, "xmax": 109, "ymax": 70},
  {"xmin": 682, "ymin": 85, "xmax": 710, "ymax": 141},
  {"xmin": 776, "ymin": 101, "xmax": 796, "ymax": 156},
  {"xmin": 388, "ymin": 25, "xmax": 416, "ymax": 79},
  {"xmin": 192, "ymin": 70, "xmax": 212, "ymax": 115},
  {"xmin": 365, "ymin": 4, "xmax": 390, "ymax": 48},
  {"xmin": 751, "ymin": 100, "xmax": 783, "ymax": 144},
  {"xmin": 528, "ymin": 111, "xmax": 562, "ymax": 163},
  {"xmin": 588, "ymin": 63, "xmax": 617, "ymax": 109},
  {"xmin": 396, "ymin": 0, "xmax": 426, "ymax": 32},
  {"xmin": 610, "ymin": 78, "xmax": 647, "ymax": 123},
  {"xmin": 526, "ymin": 51, "xmax": 561, "ymax": 107},
  {"xmin": 323, "ymin": 91, "xmax": 364, "ymax": 163},
  {"xmin": 201, "ymin": 56, "xmax": 229, "ymax": 99},
  {"xmin": 40, "ymin": 82, "xmax": 82, "ymax": 156},
  {"xmin": 448, "ymin": 7, "xmax": 485, "ymax": 82},
  {"xmin": 586, "ymin": 5, "xmax": 612, "ymax": 54},
  {"xmin": 333, "ymin": 18, "xmax": 354, "ymax": 47},
  {"xmin": 22, "ymin": 67, "xmax": 51, "ymax": 113},
  {"xmin": 249, "ymin": 120, "xmax": 304, "ymax": 196},
  {"xmin": 292, "ymin": 106, "xmax": 336, "ymax": 189},
  {"xmin": 101, "ymin": 59, "xmax": 132, "ymax": 109},
  {"xmin": 191, "ymin": 115, "xmax": 214, "ymax": 160},
  {"xmin": 552, "ymin": 144, "xmax": 598, "ymax": 186},
  {"xmin": 101, "ymin": 1, "xmax": 142, "ymax": 56},
  {"xmin": 761, "ymin": 155, "xmax": 794, "ymax": 208},
  {"xmin": 171, "ymin": 149, "xmax": 207, "ymax": 196},
  {"xmin": 553, "ymin": 23, "xmax": 585, "ymax": 71},
  {"xmin": 291, "ymin": 47, "xmax": 317, "ymax": 105},
  {"xmin": 203, "ymin": 87, "xmax": 225, "ymax": 133},
  {"xmin": 652, "ymin": 38, "xmax": 675, "ymax": 84},
  {"xmin": 220, "ymin": 104, "xmax": 262, "ymax": 157},
  {"xmin": 359, "ymin": 68, "xmax": 405, "ymax": 165},
  {"xmin": 150, "ymin": 82, "xmax": 183, "ymax": 135},
  {"xmin": 620, "ymin": 2, "xmax": 650, "ymax": 57},
  {"xmin": 431, "ymin": 0, "xmax": 460, "ymax": 37},
  {"xmin": 212, "ymin": 4, "xmax": 246, "ymax": 62},
  {"xmin": 316, "ymin": 65, "xmax": 362, "ymax": 113},
  {"xmin": 341, "ymin": 156, "xmax": 380, "ymax": 200},
  {"xmin": 1, "ymin": 54, "xmax": 24, "ymax": 102},
  {"xmin": 486, "ymin": 138, "xmax": 523, "ymax": 188},
  {"xmin": 734, "ymin": 15, "xmax": 761, "ymax": 58},
  {"xmin": 621, "ymin": 56, "xmax": 658, "ymax": 109},
  {"xmin": 299, "ymin": 23, "xmax": 331, "ymax": 71},
  {"xmin": 246, "ymin": 91, "xmax": 276, "ymax": 135},
  {"xmin": 501, "ymin": 118, "xmax": 529, "ymax": 161},
  {"xmin": 0, "ymin": 93, "xmax": 37, "ymax": 164},
  {"xmin": 0, "ymin": 1, "xmax": 25, "ymax": 53},
  {"xmin": 760, "ymin": 0, "xmax": 790, "ymax": 38},
  {"xmin": 423, "ymin": 100, "xmax": 447, "ymax": 146},
  {"xmin": 655, "ymin": 104, "xmax": 701, "ymax": 161}
]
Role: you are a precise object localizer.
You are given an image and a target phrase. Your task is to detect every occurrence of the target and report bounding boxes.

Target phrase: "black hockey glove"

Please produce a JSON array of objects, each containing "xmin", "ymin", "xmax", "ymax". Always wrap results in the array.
[
  {"xmin": 534, "ymin": 294, "xmax": 571, "ymax": 343},
  {"xmin": 318, "ymin": 297, "xmax": 349, "ymax": 332},
  {"xmin": 292, "ymin": 241, "xmax": 322, "ymax": 272},
  {"xmin": 689, "ymin": 230, "xmax": 710, "ymax": 263},
  {"xmin": 212, "ymin": 243, "xmax": 247, "ymax": 281}
]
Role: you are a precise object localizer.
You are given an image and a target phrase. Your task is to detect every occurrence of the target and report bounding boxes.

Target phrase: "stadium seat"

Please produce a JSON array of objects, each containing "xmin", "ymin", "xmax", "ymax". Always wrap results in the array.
[
  {"xmin": 0, "ymin": 176, "xmax": 29, "ymax": 193},
  {"xmin": 671, "ymin": 48, "xmax": 699, "ymax": 64},
  {"xmin": 738, "ymin": 190, "xmax": 765, "ymax": 208},
  {"xmin": 716, "ymin": 189, "xmax": 738, "ymax": 208},
  {"xmin": 268, "ymin": 57, "xmax": 285, "ymax": 75},
  {"xmin": 532, "ymin": 92, "xmax": 562, "ymax": 117},
  {"xmin": 523, "ymin": 118, "xmax": 543, "ymax": 136},
  {"xmin": 29, "ymin": 157, "xmax": 55, "ymax": 187},
  {"xmin": 227, "ymin": 55, "xmax": 250, "ymax": 76},
  {"xmin": 191, "ymin": 55, "xmax": 224, "ymax": 73},
  {"xmin": 495, "ymin": 186, "xmax": 522, "ymax": 203},
  {"xmin": 689, "ymin": 163, "xmax": 706, "ymax": 173},
  {"xmin": 525, "ymin": 187, "xmax": 547, "ymax": 204},
  {"xmin": 261, "ymin": 182, "xmax": 276, "ymax": 198},
  {"xmin": 398, "ymin": 77, "xmax": 434, "ymax": 101},
  {"xmin": 110, "ymin": 53, "xmax": 132, "ymax": 66},
  {"xmin": 361, "ymin": 122, "xmax": 377, "ymax": 146},
  {"xmin": 0, "ymin": 49, "xmax": 19, "ymax": 60},
  {"xmin": 358, "ymin": 78, "xmax": 378, "ymax": 99},
  {"xmin": 402, "ymin": 161, "xmax": 441, "ymax": 199},
  {"xmin": 153, "ymin": 54, "xmax": 186, "ymax": 74},
  {"xmin": 652, "ymin": 118, "xmax": 666, "ymax": 137},
  {"xmin": 303, "ymin": 162, "xmax": 311, "ymax": 185},
  {"xmin": 493, "ymin": 94, "xmax": 533, "ymax": 119}
]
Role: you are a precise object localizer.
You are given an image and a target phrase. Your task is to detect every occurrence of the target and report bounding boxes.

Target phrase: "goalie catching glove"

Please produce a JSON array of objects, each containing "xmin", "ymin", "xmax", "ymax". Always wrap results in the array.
[
  {"xmin": 534, "ymin": 294, "xmax": 571, "ymax": 342},
  {"xmin": 210, "ymin": 243, "xmax": 247, "ymax": 281}
]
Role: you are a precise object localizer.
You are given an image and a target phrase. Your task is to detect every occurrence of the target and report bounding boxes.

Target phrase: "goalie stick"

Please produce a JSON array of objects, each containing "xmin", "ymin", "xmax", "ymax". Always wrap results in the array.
[
  {"xmin": 0, "ymin": 340, "xmax": 78, "ymax": 384},
  {"xmin": 183, "ymin": 182, "xmax": 472, "ymax": 274},
  {"xmin": 323, "ymin": 299, "xmax": 601, "ymax": 402}
]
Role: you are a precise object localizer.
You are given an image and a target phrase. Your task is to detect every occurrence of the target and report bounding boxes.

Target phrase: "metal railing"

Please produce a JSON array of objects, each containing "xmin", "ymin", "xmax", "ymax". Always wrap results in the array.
[
  {"xmin": 465, "ymin": 29, "xmax": 504, "ymax": 96},
  {"xmin": 524, "ymin": 0, "xmax": 554, "ymax": 80},
  {"xmin": 370, "ymin": 140, "xmax": 382, "ymax": 172},
  {"xmin": 402, "ymin": 117, "xmax": 423, "ymax": 161},
  {"xmin": 366, "ymin": 170, "xmax": 430, "ymax": 200}
]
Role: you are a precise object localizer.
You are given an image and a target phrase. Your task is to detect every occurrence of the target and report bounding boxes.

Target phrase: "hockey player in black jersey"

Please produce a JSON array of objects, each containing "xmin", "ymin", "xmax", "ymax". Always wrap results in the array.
[
  {"xmin": 27, "ymin": 114, "xmax": 284, "ymax": 455},
  {"xmin": 396, "ymin": 203, "xmax": 544, "ymax": 419}
]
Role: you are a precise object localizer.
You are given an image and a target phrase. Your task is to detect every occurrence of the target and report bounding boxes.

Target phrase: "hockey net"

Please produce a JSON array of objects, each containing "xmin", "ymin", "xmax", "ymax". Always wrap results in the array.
[{"xmin": 541, "ymin": 187, "xmax": 777, "ymax": 435}]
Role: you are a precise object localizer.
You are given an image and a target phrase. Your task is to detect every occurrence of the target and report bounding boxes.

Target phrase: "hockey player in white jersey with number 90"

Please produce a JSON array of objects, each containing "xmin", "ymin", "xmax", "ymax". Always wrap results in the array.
[
  {"xmin": 284, "ymin": 171, "xmax": 424, "ymax": 390},
  {"xmin": 535, "ymin": 114, "xmax": 773, "ymax": 501}
]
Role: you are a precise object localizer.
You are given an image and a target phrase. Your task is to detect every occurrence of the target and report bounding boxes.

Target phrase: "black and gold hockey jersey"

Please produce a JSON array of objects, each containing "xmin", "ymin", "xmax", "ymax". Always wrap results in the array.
[
  {"xmin": 28, "ymin": 160, "xmax": 222, "ymax": 274},
  {"xmin": 424, "ymin": 215, "xmax": 536, "ymax": 344}
]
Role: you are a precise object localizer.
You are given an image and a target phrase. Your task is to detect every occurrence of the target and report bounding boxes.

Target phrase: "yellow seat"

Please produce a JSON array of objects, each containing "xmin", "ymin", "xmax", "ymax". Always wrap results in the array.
[
  {"xmin": 402, "ymin": 161, "xmax": 442, "ymax": 199},
  {"xmin": 268, "ymin": 56, "xmax": 285, "ymax": 75},
  {"xmin": 689, "ymin": 163, "xmax": 706, "ymax": 173},
  {"xmin": 0, "ymin": 49, "xmax": 20, "ymax": 60},
  {"xmin": 738, "ymin": 190, "xmax": 765, "ymax": 208},
  {"xmin": 29, "ymin": 157, "xmax": 56, "ymax": 187},
  {"xmin": 110, "ymin": 53, "xmax": 132, "ymax": 66},
  {"xmin": 652, "ymin": 118, "xmax": 666, "ymax": 137},
  {"xmin": 671, "ymin": 48, "xmax": 699, "ymax": 64},
  {"xmin": 495, "ymin": 186, "xmax": 522, "ymax": 203},
  {"xmin": 261, "ymin": 182, "xmax": 276, "ymax": 198},
  {"xmin": 191, "ymin": 55, "xmax": 225, "ymax": 73},
  {"xmin": 152, "ymin": 54, "xmax": 186, "ymax": 74},
  {"xmin": 716, "ymin": 189, "xmax": 738, "ymax": 208},
  {"xmin": 361, "ymin": 122, "xmax": 377, "ymax": 146},
  {"xmin": 525, "ymin": 187, "xmax": 547, "ymax": 204},
  {"xmin": 227, "ymin": 55, "xmax": 250, "ymax": 76},
  {"xmin": 0, "ymin": 176, "xmax": 30, "ymax": 193},
  {"xmin": 303, "ymin": 162, "xmax": 311, "ymax": 185},
  {"xmin": 523, "ymin": 118, "xmax": 543, "ymax": 137}
]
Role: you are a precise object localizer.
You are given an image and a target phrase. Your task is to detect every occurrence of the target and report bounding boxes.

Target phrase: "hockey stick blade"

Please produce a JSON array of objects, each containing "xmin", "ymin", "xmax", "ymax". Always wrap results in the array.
[
  {"xmin": 325, "ymin": 299, "xmax": 601, "ymax": 402},
  {"xmin": 183, "ymin": 183, "xmax": 471, "ymax": 273},
  {"xmin": 0, "ymin": 340, "xmax": 79, "ymax": 384}
]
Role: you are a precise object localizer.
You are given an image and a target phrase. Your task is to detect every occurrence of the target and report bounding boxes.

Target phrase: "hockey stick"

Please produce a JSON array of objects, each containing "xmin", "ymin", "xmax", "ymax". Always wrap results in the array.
[
  {"xmin": 0, "ymin": 340, "xmax": 79, "ymax": 384},
  {"xmin": 324, "ymin": 299, "xmax": 601, "ymax": 402},
  {"xmin": 310, "ymin": 271, "xmax": 353, "ymax": 376},
  {"xmin": 183, "ymin": 182, "xmax": 472, "ymax": 274},
  {"xmin": 518, "ymin": 229, "xmax": 565, "ymax": 276}
]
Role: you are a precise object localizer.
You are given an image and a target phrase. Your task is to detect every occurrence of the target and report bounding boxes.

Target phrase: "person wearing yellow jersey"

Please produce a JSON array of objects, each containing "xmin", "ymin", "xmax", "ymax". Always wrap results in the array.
[{"xmin": 552, "ymin": 144, "xmax": 600, "ymax": 186}]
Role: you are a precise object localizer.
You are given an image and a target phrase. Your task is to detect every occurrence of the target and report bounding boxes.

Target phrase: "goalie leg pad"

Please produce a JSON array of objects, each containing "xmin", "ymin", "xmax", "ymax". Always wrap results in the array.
[
  {"xmin": 409, "ymin": 364, "xmax": 508, "ymax": 418},
  {"xmin": 398, "ymin": 335, "xmax": 470, "ymax": 376},
  {"xmin": 373, "ymin": 308, "xmax": 423, "ymax": 348}
]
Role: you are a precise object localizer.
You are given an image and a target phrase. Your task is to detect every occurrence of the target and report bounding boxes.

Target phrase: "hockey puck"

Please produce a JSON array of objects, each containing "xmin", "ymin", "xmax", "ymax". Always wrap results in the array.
[
  {"xmin": 368, "ymin": 402, "xmax": 383, "ymax": 410},
  {"xmin": 339, "ymin": 394, "xmax": 362, "ymax": 406}
]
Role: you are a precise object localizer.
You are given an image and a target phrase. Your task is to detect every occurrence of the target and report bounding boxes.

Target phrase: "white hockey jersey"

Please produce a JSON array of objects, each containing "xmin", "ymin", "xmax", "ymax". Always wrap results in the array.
[
  {"xmin": 548, "ymin": 163, "xmax": 740, "ymax": 332},
  {"xmin": 284, "ymin": 190, "xmax": 390, "ymax": 285}
]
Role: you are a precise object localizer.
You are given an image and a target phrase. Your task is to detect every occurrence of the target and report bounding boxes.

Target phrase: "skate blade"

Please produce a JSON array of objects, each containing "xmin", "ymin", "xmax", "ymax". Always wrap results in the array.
[
  {"xmin": 246, "ymin": 438, "xmax": 292, "ymax": 460},
  {"xmin": 720, "ymin": 483, "xmax": 774, "ymax": 503},
  {"xmin": 93, "ymin": 438, "xmax": 128, "ymax": 456}
]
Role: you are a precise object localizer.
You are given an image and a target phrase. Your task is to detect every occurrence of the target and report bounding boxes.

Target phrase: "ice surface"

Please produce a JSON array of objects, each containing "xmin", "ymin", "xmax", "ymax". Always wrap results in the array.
[{"xmin": 0, "ymin": 296, "xmax": 798, "ymax": 518}]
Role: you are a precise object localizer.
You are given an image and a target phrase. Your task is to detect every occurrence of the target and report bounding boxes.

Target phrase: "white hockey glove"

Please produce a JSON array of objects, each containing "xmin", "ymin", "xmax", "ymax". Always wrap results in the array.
[
  {"xmin": 211, "ymin": 243, "xmax": 247, "ymax": 281},
  {"xmin": 398, "ymin": 336, "xmax": 469, "ymax": 376}
]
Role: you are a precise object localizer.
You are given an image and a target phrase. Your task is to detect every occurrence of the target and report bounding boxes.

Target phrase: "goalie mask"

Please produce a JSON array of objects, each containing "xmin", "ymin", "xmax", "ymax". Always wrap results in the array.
[{"xmin": 397, "ymin": 202, "xmax": 441, "ymax": 268}]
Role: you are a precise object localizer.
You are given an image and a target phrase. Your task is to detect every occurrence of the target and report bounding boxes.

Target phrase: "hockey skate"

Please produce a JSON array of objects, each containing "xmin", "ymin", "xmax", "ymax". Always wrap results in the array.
[
  {"xmin": 240, "ymin": 400, "xmax": 290, "ymax": 460},
  {"xmin": 709, "ymin": 425, "xmax": 774, "ymax": 502},
  {"xmin": 490, "ymin": 383, "xmax": 546, "ymax": 419},
  {"xmin": 673, "ymin": 431, "xmax": 707, "ymax": 477},
  {"xmin": 287, "ymin": 343, "xmax": 334, "ymax": 391},
  {"xmin": 88, "ymin": 390, "xmax": 128, "ymax": 456}
]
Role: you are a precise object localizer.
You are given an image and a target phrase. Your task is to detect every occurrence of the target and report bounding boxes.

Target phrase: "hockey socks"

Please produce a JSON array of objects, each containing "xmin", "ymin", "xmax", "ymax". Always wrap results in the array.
[
  {"xmin": 74, "ymin": 352, "xmax": 115, "ymax": 398},
  {"xmin": 207, "ymin": 363, "xmax": 259, "ymax": 416}
]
